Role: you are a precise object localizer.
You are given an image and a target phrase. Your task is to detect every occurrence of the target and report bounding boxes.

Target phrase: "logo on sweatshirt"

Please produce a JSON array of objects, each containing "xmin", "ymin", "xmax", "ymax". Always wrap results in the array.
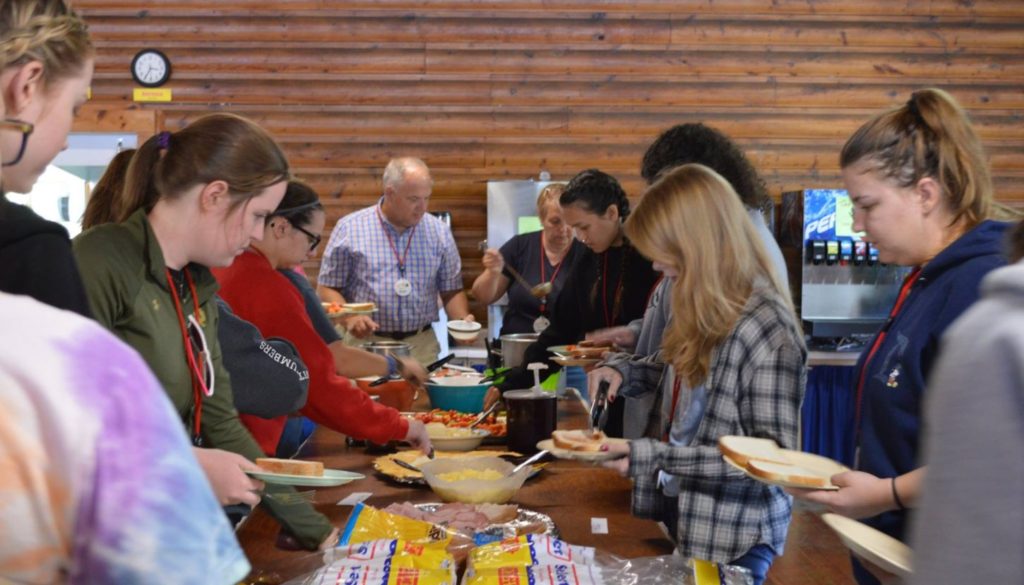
[
  {"xmin": 886, "ymin": 366, "xmax": 901, "ymax": 388},
  {"xmin": 151, "ymin": 298, "xmax": 160, "ymax": 312}
]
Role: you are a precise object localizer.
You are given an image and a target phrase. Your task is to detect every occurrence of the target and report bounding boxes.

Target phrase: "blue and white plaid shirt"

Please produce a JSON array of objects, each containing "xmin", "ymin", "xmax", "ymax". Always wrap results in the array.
[
  {"xmin": 318, "ymin": 200, "xmax": 463, "ymax": 332},
  {"xmin": 626, "ymin": 286, "xmax": 806, "ymax": 563}
]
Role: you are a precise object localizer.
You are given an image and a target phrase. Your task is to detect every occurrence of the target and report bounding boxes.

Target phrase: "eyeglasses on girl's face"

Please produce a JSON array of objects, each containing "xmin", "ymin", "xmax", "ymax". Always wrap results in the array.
[
  {"xmin": 289, "ymin": 220, "xmax": 322, "ymax": 252},
  {"xmin": 0, "ymin": 119, "xmax": 34, "ymax": 167}
]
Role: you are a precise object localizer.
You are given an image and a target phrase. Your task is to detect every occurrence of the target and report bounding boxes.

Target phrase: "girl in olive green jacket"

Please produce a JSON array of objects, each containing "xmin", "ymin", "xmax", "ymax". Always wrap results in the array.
[{"xmin": 74, "ymin": 113, "xmax": 336, "ymax": 551}]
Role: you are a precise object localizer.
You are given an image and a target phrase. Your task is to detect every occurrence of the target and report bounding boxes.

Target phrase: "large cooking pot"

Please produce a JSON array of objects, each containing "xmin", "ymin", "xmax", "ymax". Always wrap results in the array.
[
  {"xmin": 495, "ymin": 333, "xmax": 538, "ymax": 369},
  {"xmin": 360, "ymin": 340, "xmax": 411, "ymax": 359}
]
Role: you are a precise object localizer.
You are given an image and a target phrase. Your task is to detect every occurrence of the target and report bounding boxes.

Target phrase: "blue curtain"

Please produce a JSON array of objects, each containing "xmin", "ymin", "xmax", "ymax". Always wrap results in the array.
[{"xmin": 801, "ymin": 365, "xmax": 856, "ymax": 467}]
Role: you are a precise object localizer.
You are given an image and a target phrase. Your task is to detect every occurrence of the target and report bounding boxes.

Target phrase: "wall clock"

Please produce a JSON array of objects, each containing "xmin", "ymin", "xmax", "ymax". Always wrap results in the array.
[{"xmin": 130, "ymin": 49, "xmax": 171, "ymax": 87}]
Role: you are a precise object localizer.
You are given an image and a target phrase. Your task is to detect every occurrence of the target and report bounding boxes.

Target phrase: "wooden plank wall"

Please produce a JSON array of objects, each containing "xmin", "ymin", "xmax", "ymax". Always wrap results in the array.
[{"xmin": 74, "ymin": 0, "xmax": 1024, "ymax": 316}]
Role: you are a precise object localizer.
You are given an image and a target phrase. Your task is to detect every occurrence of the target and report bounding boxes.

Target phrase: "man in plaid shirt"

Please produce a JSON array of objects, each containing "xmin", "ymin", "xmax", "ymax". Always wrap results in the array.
[{"xmin": 317, "ymin": 157, "xmax": 474, "ymax": 364}]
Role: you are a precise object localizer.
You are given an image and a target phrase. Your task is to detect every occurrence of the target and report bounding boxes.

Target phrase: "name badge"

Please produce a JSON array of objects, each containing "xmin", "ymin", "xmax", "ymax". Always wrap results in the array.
[
  {"xmin": 394, "ymin": 278, "xmax": 413, "ymax": 297},
  {"xmin": 533, "ymin": 315, "xmax": 551, "ymax": 333}
]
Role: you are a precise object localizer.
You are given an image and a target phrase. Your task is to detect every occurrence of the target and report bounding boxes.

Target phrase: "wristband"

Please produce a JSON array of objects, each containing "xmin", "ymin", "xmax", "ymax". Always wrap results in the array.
[
  {"xmin": 385, "ymin": 355, "xmax": 398, "ymax": 378},
  {"xmin": 891, "ymin": 477, "xmax": 906, "ymax": 510}
]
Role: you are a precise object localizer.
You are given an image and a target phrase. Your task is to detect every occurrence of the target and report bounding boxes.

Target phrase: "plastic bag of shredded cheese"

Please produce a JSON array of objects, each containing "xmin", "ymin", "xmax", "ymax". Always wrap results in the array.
[
  {"xmin": 463, "ymin": 564, "xmax": 604, "ymax": 585},
  {"xmin": 334, "ymin": 539, "xmax": 454, "ymax": 571},
  {"xmin": 467, "ymin": 535, "xmax": 595, "ymax": 570},
  {"xmin": 291, "ymin": 560, "xmax": 453, "ymax": 585}
]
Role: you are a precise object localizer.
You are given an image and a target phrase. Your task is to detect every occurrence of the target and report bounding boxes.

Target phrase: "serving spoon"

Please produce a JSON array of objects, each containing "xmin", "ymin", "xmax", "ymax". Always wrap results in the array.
[{"xmin": 480, "ymin": 240, "xmax": 552, "ymax": 299}]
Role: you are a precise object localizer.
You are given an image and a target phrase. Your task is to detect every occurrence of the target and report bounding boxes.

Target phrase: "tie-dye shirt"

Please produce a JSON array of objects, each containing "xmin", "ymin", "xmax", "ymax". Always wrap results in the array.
[{"xmin": 0, "ymin": 293, "xmax": 249, "ymax": 584}]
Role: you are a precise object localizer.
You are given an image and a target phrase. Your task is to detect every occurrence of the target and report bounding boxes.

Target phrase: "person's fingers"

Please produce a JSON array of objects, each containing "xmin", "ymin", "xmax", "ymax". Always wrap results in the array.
[{"xmin": 240, "ymin": 489, "xmax": 261, "ymax": 507}]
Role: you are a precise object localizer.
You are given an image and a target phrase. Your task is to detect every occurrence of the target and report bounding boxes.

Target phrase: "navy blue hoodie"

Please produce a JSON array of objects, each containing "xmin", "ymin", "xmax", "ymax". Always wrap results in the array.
[{"xmin": 855, "ymin": 219, "xmax": 1010, "ymax": 544}]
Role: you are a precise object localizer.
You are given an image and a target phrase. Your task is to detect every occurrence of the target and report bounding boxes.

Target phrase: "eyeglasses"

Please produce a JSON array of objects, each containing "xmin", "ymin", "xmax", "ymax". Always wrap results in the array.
[
  {"xmin": 290, "ymin": 221, "xmax": 322, "ymax": 252},
  {"xmin": 0, "ymin": 119, "xmax": 34, "ymax": 167}
]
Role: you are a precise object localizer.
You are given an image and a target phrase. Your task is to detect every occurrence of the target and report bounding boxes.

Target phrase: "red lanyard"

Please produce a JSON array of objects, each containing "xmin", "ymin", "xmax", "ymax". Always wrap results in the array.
[
  {"xmin": 663, "ymin": 376, "xmax": 683, "ymax": 441},
  {"xmin": 376, "ymin": 206, "xmax": 416, "ymax": 277},
  {"xmin": 854, "ymin": 267, "xmax": 921, "ymax": 438},
  {"xmin": 165, "ymin": 268, "xmax": 209, "ymax": 444},
  {"xmin": 601, "ymin": 251, "xmax": 625, "ymax": 327},
  {"xmin": 537, "ymin": 240, "xmax": 567, "ymax": 314}
]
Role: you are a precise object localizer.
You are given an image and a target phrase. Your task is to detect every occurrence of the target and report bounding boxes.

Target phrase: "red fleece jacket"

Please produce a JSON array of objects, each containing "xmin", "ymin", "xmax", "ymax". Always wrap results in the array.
[{"xmin": 214, "ymin": 249, "xmax": 408, "ymax": 454}]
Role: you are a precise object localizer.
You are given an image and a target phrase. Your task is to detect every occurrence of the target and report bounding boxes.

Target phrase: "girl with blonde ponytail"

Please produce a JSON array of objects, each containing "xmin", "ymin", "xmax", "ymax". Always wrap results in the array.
[
  {"xmin": 792, "ymin": 89, "xmax": 1012, "ymax": 585},
  {"xmin": 0, "ymin": 0, "xmax": 93, "ymax": 315}
]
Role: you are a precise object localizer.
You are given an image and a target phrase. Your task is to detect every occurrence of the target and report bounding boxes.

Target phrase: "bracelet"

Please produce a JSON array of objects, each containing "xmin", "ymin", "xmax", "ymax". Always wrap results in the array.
[
  {"xmin": 891, "ymin": 477, "xmax": 906, "ymax": 510},
  {"xmin": 385, "ymin": 355, "xmax": 398, "ymax": 378}
]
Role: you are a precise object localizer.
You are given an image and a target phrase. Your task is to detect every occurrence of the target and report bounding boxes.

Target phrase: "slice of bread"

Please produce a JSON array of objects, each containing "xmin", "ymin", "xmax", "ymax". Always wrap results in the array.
[
  {"xmin": 551, "ymin": 429, "xmax": 607, "ymax": 452},
  {"xmin": 255, "ymin": 457, "xmax": 324, "ymax": 477},
  {"xmin": 746, "ymin": 459, "xmax": 832, "ymax": 489},
  {"xmin": 569, "ymin": 347, "xmax": 610, "ymax": 359},
  {"xmin": 344, "ymin": 302, "xmax": 376, "ymax": 311},
  {"xmin": 718, "ymin": 436, "xmax": 790, "ymax": 467}
]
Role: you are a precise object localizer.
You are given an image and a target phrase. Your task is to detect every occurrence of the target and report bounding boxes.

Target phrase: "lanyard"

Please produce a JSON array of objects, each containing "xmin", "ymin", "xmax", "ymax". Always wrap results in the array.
[
  {"xmin": 376, "ymin": 206, "xmax": 416, "ymax": 277},
  {"xmin": 538, "ymin": 240, "xmax": 568, "ymax": 314},
  {"xmin": 854, "ymin": 267, "xmax": 921, "ymax": 439},
  {"xmin": 601, "ymin": 250, "xmax": 626, "ymax": 327},
  {"xmin": 663, "ymin": 376, "xmax": 683, "ymax": 442},
  {"xmin": 165, "ymin": 268, "xmax": 210, "ymax": 446}
]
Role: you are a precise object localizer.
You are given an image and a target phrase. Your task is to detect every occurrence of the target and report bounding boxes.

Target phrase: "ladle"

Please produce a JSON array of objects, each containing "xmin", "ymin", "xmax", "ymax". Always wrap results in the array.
[{"xmin": 480, "ymin": 239, "xmax": 551, "ymax": 299}]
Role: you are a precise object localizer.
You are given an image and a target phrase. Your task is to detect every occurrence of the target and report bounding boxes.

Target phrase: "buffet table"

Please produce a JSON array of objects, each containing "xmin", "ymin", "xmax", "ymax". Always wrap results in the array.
[{"xmin": 236, "ymin": 393, "xmax": 675, "ymax": 581}]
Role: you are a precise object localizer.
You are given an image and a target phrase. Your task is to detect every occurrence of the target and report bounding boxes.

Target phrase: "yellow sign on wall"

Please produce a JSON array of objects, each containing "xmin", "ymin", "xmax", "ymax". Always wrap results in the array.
[{"xmin": 133, "ymin": 88, "xmax": 172, "ymax": 102}]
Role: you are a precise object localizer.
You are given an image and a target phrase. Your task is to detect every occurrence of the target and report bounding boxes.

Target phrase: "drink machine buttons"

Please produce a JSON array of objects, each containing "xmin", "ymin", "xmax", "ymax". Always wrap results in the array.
[
  {"xmin": 809, "ymin": 240, "xmax": 826, "ymax": 265},
  {"xmin": 867, "ymin": 242, "xmax": 880, "ymax": 266},
  {"xmin": 825, "ymin": 240, "xmax": 839, "ymax": 265},
  {"xmin": 853, "ymin": 241, "xmax": 867, "ymax": 265},
  {"xmin": 839, "ymin": 240, "xmax": 853, "ymax": 264}
]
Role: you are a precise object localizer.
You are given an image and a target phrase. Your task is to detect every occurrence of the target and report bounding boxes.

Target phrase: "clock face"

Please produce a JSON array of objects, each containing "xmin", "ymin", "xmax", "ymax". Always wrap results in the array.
[{"xmin": 131, "ymin": 50, "xmax": 171, "ymax": 87}]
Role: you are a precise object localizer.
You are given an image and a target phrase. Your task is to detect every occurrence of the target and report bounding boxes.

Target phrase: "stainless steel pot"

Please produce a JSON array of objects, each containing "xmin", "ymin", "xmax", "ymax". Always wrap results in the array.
[
  {"xmin": 496, "ymin": 333, "xmax": 539, "ymax": 369},
  {"xmin": 360, "ymin": 340, "xmax": 411, "ymax": 358}
]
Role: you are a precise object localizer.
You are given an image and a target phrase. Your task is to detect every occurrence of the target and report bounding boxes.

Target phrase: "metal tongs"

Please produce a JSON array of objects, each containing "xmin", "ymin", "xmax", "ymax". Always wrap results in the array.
[
  {"xmin": 590, "ymin": 380, "xmax": 610, "ymax": 433},
  {"xmin": 368, "ymin": 353, "xmax": 455, "ymax": 387}
]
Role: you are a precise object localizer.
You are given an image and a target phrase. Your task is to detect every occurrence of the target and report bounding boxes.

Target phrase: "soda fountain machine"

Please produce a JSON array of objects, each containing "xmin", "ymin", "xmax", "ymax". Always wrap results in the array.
[{"xmin": 779, "ymin": 189, "xmax": 911, "ymax": 343}]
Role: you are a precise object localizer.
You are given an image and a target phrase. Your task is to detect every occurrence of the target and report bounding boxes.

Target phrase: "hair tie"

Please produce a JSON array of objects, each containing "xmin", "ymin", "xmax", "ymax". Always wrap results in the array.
[{"xmin": 156, "ymin": 131, "xmax": 171, "ymax": 150}]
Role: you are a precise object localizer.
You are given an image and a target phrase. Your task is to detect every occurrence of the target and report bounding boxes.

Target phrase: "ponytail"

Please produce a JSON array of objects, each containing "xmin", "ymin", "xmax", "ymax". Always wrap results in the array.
[
  {"xmin": 117, "ymin": 113, "xmax": 290, "ymax": 222},
  {"xmin": 840, "ymin": 88, "xmax": 993, "ymax": 228}
]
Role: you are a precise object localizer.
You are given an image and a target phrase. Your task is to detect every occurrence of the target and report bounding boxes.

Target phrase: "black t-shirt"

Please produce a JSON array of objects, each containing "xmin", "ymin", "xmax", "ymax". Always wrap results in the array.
[
  {"xmin": 498, "ymin": 239, "xmax": 660, "ymax": 392},
  {"xmin": 498, "ymin": 232, "xmax": 584, "ymax": 335}
]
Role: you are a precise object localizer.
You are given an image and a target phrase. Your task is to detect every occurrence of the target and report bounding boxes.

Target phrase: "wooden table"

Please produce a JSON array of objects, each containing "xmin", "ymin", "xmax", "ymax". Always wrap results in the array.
[{"xmin": 237, "ymin": 394, "xmax": 675, "ymax": 581}]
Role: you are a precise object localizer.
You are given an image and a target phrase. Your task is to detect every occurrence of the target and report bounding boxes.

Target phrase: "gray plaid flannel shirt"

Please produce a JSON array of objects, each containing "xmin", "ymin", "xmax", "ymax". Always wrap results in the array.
[{"xmin": 627, "ymin": 287, "xmax": 807, "ymax": 563}]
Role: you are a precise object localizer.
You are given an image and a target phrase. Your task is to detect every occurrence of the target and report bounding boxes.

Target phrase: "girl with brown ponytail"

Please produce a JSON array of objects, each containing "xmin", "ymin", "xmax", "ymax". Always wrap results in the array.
[{"xmin": 74, "ymin": 113, "xmax": 339, "ymax": 552}]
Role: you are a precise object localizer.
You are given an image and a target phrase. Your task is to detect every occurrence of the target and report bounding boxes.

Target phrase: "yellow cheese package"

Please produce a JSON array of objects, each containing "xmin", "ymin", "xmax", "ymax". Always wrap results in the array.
[
  {"xmin": 467, "ymin": 534, "xmax": 596, "ymax": 570},
  {"xmin": 300, "ymin": 562, "xmax": 454, "ymax": 585},
  {"xmin": 463, "ymin": 565, "xmax": 604, "ymax": 585},
  {"xmin": 340, "ymin": 503, "xmax": 454, "ymax": 548},
  {"xmin": 335, "ymin": 539, "xmax": 454, "ymax": 571}
]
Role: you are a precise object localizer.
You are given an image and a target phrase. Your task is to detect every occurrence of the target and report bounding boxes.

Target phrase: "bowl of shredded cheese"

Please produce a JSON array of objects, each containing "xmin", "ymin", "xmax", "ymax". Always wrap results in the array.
[{"xmin": 419, "ymin": 456, "xmax": 529, "ymax": 504}]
